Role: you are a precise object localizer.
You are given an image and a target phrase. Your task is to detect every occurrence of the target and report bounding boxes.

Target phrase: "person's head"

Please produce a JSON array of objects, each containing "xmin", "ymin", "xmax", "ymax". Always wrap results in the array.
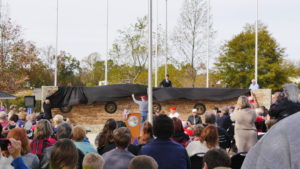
[
  {"xmin": 213, "ymin": 107, "xmax": 219, "ymax": 114},
  {"xmin": 236, "ymin": 96, "xmax": 251, "ymax": 109},
  {"xmin": 201, "ymin": 126, "xmax": 219, "ymax": 149},
  {"xmin": 82, "ymin": 153, "xmax": 104, "ymax": 169},
  {"xmin": 141, "ymin": 96, "xmax": 147, "ymax": 101},
  {"xmin": 34, "ymin": 119, "xmax": 53, "ymax": 139},
  {"xmin": 172, "ymin": 117, "xmax": 184, "ymax": 134},
  {"xmin": 72, "ymin": 125, "xmax": 86, "ymax": 142},
  {"xmin": 128, "ymin": 155, "xmax": 158, "ymax": 169},
  {"xmin": 142, "ymin": 121, "xmax": 153, "ymax": 137},
  {"xmin": 220, "ymin": 106, "xmax": 229, "ymax": 115},
  {"xmin": 97, "ymin": 118, "xmax": 117, "ymax": 148},
  {"xmin": 228, "ymin": 106, "xmax": 235, "ymax": 113},
  {"xmin": 0, "ymin": 111, "xmax": 8, "ymax": 121},
  {"xmin": 153, "ymin": 114, "xmax": 174, "ymax": 139},
  {"xmin": 18, "ymin": 112, "xmax": 27, "ymax": 121},
  {"xmin": 56, "ymin": 122, "xmax": 73, "ymax": 139},
  {"xmin": 113, "ymin": 127, "xmax": 131, "ymax": 149},
  {"xmin": 9, "ymin": 114, "xmax": 19, "ymax": 122},
  {"xmin": 203, "ymin": 148, "xmax": 231, "ymax": 169},
  {"xmin": 18, "ymin": 107, "xmax": 25, "ymax": 112},
  {"xmin": 53, "ymin": 114, "xmax": 64, "ymax": 126},
  {"xmin": 251, "ymin": 79, "xmax": 256, "ymax": 84},
  {"xmin": 103, "ymin": 118, "xmax": 117, "ymax": 131},
  {"xmin": 192, "ymin": 108, "xmax": 198, "ymax": 115},
  {"xmin": 205, "ymin": 112, "xmax": 216, "ymax": 125},
  {"xmin": 44, "ymin": 99, "xmax": 51, "ymax": 104},
  {"xmin": 272, "ymin": 92, "xmax": 283, "ymax": 104},
  {"xmin": 27, "ymin": 113, "xmax": 37, "ymax": 122},
  {"xmin": 170, "ymin": 107, "xmax": 176, "ymax": 114},
  {"xmin": 165, "ymin": 74, "xmax": 169, "ymax": 80},
  {"xmin": 10, "ymin": 105, "xmax": 17, "ymax": 111},
  {"xmin": 283, "ymin": 83, "xmax": 300, "ymax": 103},
  {"xmin": 193, "ymin": 124, "xmax": 204, "ymax": 138},
  {"xmin": 50, "ymin": 139, "xmax": 78, "ymax": 169},
  {"xmin": 7, "ymin": 128, "xmax": 30, "ymax": 155}
]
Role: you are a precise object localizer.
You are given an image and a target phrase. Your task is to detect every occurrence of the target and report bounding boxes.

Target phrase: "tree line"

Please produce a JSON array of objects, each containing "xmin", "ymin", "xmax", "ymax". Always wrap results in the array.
[{"xmin": 0, "ymin": 0, "xmax": 299, "ymax": 93}]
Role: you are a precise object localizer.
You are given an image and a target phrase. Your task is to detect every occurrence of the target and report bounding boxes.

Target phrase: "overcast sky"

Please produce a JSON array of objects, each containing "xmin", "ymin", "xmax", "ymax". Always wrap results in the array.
[{"xmin": 6, "ymin": 0, "xmax": 300, "ymax": 63}]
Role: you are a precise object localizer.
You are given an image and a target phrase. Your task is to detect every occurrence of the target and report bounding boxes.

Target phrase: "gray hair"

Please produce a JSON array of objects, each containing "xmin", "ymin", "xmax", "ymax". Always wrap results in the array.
[
  {"xmin": 283, "ymin": 83, "xmax": 300, "ymax": 103},
  {"xmin": 56, "ymin": 123, "xmax": 73, "ymax": 139}
]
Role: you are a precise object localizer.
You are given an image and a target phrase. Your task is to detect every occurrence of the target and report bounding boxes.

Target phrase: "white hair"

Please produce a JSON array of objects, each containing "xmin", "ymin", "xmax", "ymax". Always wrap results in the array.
[{"xmin": 284, "ymin": 83, "xmax": 300, "ymax": 103}]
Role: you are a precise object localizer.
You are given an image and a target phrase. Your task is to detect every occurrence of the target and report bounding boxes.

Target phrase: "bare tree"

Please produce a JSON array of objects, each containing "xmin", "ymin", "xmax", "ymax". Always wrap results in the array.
[{"xmin": 172, "ymin": 0, "xmax": 214, "ymax": 87}]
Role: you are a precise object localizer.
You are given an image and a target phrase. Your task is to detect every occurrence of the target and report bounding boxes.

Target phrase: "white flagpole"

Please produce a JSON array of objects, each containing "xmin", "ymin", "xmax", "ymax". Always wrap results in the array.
[
  {"xmin": 155, "ymin": 0, "xmax": 159, "ymax": 87},
  {"xmin": 54, "ymin": 0, "xmax": 59, "ymax": 87},
  {"xmin": 255, "ymin": 0, "xmax": 258, "ymax": 83},
  {"xmin": 105, "ymin": 0, "xmax": 109, "ymax": 85},
  {"xmin": 148, "ymin": 0, "xmax": 153, "ymax": 124},
  {"xmin": 206, "ymin": 0, "xmax": 210, "ymax": 88},
  {"xmin": 165, "ymin": 0, "xmax": 168, "ymax": 76}
]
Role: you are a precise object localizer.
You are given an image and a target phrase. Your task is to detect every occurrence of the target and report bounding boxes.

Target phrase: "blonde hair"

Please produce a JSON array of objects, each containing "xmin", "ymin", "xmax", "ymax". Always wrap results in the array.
[
  {"xmin": 129, "ymin": 155, "xmax": 158, "ymax": 169},
  {"xmin": 53, "ymin": 114, "xmax": 64, "ymax": 126},
  {"xmin": 72, "ymin": 125, "xmax": 86, "ymax": 142},
  {"xmin": 19, "ymin": 112, "xmax": 27, "ymax": 121},
  {"xmin": 83, "ymin": 153, "xmax": 104, "ymax": 169},
  {"xmin": 236, "ymin": 96, "xmax": 251, "ymax": 109},
  {"xmin": 34, "ymin": 119, "xmax": 53, "ymax": 139}
]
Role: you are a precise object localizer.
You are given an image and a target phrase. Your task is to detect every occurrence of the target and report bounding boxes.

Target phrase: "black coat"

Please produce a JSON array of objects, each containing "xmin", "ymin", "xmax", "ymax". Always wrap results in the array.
[
  {"xmin": 187, "ymin": 115, "xmax": 202, "ymax": 125},
  {"xmin": 159, "ymin": 79, "xmax": 172, "ymax": 88},
  {"xmin": 43, "ymin": 103, "xmax": 52, "ymax": 120},
  {"xmin": 269, "ymin": 98, "xmax": 300, "ymax": 121}
]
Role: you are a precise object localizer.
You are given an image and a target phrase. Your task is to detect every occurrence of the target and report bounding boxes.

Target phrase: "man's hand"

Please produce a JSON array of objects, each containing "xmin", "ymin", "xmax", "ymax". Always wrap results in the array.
[{"xmin": 8, "ymin": 138, "xmax": 22, "ymax": 160}]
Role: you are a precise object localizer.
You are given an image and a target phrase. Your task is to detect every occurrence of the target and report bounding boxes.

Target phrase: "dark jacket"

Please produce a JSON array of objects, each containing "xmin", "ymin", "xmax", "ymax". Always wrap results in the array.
[
  {"xmin": 187, "ymin": 115, "xmax": 202, "ymax": 125},
  {"xmin": 171, "ymin": 132, "xmax": 190, "ymax": 147},
  {"xmin": 140, "ymin": 138, "xmax": 190, "ymax": 169},
  {"xmin": 269, "ymin": 98, "xmax": 300, "ymax": 121},
  {"xmin": 216, "ymin": 114, "xmax": 232, "ymax": 131},
  {"xmin": 43, "ymin": 103, "xmax": 52, "ymax": 120},
  {"xmin": 159, "ymin": 79, "xmax": 172, "ymax": 88}
]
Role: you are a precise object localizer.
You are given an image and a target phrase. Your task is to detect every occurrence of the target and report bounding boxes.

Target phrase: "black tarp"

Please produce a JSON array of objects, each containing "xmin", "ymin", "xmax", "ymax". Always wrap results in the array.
[{"xmin": 48, "ymin": 84, "xmax": 250, "ymax": 108}]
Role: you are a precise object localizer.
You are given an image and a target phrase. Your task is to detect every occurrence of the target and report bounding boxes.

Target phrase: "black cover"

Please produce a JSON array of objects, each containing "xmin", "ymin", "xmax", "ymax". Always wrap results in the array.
[
  {"xmin": 48, "ymin": 84, "xmax": 250, "ymax": 108},
  {"xmin": 153, "ymin": 87, "xmax": 250, "ymax": 101}
]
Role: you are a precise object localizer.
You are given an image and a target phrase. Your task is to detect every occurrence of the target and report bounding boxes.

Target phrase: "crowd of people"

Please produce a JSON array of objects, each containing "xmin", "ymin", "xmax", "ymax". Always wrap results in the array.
[{"xmin": 0, "ymin": 83, "xmax": 300, "ymax": 169}]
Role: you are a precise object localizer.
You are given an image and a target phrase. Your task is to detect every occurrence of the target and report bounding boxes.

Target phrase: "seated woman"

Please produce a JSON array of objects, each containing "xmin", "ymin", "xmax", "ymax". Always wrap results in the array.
[
  {"xmin": 186, "ymin": 126, "xmax": 219, "ymax": 157},
  {"xmin": 7, "ymin": 128, "xmax": 40, "ymax": 169},
  {"xmin": 95, "ymin": 118, "xmax": 140, "ymax": 155},
  {"xmin": 51, "ymin": 139, "xmax": 78, "ymax": 169},
  {"xmin": 170, "ymin": 117, "xmax": 190, "ymax": 147},
  {"xmin": 72, "ymin": 125, "xmax": 97, "ymax": 155},
  {"xmin": 95, "ymin": 119, "xmax": 117, "ymax": 155},
  {"xmin": 191, "ymin": 124, "xmax": 204, "ymax": 141},
  {"xmin": 30, "ymin": 119, "xmax": 55, "ymax": 159},
  {"xmin": 132, "ymin": 121, "xmax": 154, "ymax": 145}
]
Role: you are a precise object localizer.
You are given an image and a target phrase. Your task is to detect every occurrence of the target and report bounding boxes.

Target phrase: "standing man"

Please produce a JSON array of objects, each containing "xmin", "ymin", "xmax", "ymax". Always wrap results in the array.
[
  {"xmin": 132, "ymin": 94, "xmax": 148, "ymax": 123},
  {"xmin": 249, "ymin": 79, "xmax": 259, "ymax": 90},
  {"xmin": 159, "ymin": 74, "xmax": 172, "ymax": 88},
  {"xmin": 43, "ymin": 99, "xmax": 53, "ymax": 120}
]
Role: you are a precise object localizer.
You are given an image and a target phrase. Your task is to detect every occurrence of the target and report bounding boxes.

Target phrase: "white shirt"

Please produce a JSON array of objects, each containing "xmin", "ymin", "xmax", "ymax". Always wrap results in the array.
[
  {"xmin": 249, "ymin": 83, "xmax": 259, "ymax": 90},
  {"xmin": 169, "ymin": 112, "xmax": 180, "ymax": 119},
  {"xmin": 186, "ymin": 141, "xmax": 209, "ymax": 157}
]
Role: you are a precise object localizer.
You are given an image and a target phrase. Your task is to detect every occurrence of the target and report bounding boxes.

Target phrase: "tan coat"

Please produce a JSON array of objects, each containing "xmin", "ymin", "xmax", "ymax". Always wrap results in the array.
[{"xmin": 231, "ymin": 108, "xmax": 257, "ymax": 152}]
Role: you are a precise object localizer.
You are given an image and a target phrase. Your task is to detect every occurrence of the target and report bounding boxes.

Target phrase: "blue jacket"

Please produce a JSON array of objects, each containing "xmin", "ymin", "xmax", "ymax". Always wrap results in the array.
[
  {"xmin": 140, "ymin": 138, "xmax": 191, "ymax": 169},
  {"xmin": 11, "ymin": 157, "xmax": 29, "ymax": 169}
]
